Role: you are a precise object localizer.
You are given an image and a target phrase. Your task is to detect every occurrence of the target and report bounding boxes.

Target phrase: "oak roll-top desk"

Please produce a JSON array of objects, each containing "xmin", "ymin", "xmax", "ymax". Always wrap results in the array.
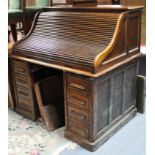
[{"xmin": 10, "ymin": 5, "xmax": 144, "ymax": 151}]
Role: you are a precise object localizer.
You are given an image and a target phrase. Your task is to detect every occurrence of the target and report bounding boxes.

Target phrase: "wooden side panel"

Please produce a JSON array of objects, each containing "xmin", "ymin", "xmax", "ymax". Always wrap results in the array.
[
  {"xmin": 127, "ymin": 14, "xmax": 140, "ymax": 52},
  {"xmin": 113, "ymin": 22, "xmax": 126, "ymax": 56},
  {"xmin": 100, "ymin": 11, "xmax": 141, "ymax": 72},
  {"xmin": 96, "ymin": 80, "xmax": 110, "ymax": 133},
  {"xmin": 95, "ymin": 60, "xmax": 138, "ymax": 136},
  {"xmin": 111, "ymin": 73, "xmax": 123, "ymax": 121},
  {"xmin": 122, "ymin": 64, "xmax": 137, "ymax": 112}
]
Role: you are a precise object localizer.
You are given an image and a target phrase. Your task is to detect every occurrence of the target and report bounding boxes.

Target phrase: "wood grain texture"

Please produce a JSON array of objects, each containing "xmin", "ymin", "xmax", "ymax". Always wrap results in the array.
[
  {"xmin": 10, "ymin": 6, "xmax": 144, "ymax": 151},
  {"xmin": 12, "ymin": 6, "xmax": 143, "ymax": 74},
  {"xmin": 64, "ymin": 58, "xmax": 139, "ymax": 151},
  {"xmin": 11, "ymin": 53, "xmax": 141, "ymax": 77},
  {"xmin": 11, "ymin": 59, "xmax": 40, "ymax": 121},
  {"xmin": 13, "ymin": 11, "xmax": 119, "ymax": 72}
]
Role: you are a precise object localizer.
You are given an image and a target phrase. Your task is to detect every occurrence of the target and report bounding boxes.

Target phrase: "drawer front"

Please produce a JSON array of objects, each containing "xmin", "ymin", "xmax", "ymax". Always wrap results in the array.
[
  {"xmin": 68, "ymin": 106, "xmax": 89, "ymax": 124},
  {"xmin": 67, "ymin": 74, "xmax": 90, "ymax": 94},
  {"xmin": 16, "ymin": 106, "xmax": 32, "ymax": 114},
  {"xmin": 16, "ymin": 106, "xmax": 36, "ymax": 121},
  {"xmin": 68, "ymin": 119, "xmax": 89, "ymax": 138},
  {"xmin": 18, "ymin": 97, "xmax": 32, "ymax": 109},
  {"xmin": 16, "ymin": 87, "xmax": 32, "ymax": 100},
  {"xmin": 13, "ymin": 60, "xmax": 28, "ymax": 75},
  {"xmin": 15, "ymin": 74, "xmax": 29, "ymax": 88},
  {"xmin": 67, "ymin": 90, "xmax": 89, "ymax": 109}
]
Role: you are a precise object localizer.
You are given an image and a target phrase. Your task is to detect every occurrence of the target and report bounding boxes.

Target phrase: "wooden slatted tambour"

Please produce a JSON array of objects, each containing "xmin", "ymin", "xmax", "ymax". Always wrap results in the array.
[
  {"xmin": 13, "ymin": 11, "xmax": 119, "ymax": 73},
  {"xmin": 11, "ymin": 5, "xmax": 144, "ymax": 152},
  {"xmin": 12, "ymin": 6, "xmax": 144, "ymax": 75}
]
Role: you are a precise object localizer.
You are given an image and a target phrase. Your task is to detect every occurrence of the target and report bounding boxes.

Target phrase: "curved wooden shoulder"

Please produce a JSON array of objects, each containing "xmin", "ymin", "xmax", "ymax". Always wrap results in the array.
[
  {"xmin": 94, "ymin": 12, "xmax": 125, "ymax": 68},
  {"xmin": 94, "ymin": 9, "xmax": 142, "ymax": 68}
]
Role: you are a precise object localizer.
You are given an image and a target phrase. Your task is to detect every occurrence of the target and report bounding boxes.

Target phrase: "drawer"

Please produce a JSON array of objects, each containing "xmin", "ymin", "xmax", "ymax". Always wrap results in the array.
[
  {"xmin": 15, "ymin": 74, "xmax": 29, "ymax": 88},
  {"xmin": 68, "ymin": 119, "xmax": 89, "ymax": 138},
  {"xmin": 16, "ymin": 87, "xmax": 31, "ymax": 100},
  {"xmin": 67, "ymin": 74, "xmax": 90, "ymax": 94},
  {"xmin": 67, "ymin": 90, "xmax": 89, "ymax": 109},
  {"xmin": 13, "ymin": 60, "xmax": 28, "ymax": 75},
  {"xmin": 68, "ymin": 106, "xmax": 89, "ymax": 123},
  {"xmin": 16, "ymin": 106, "xmax": 33, "ymax": 118},
  {"xmin": 18, "ymin": 97, "xmax": 32, "ymax": 109}
]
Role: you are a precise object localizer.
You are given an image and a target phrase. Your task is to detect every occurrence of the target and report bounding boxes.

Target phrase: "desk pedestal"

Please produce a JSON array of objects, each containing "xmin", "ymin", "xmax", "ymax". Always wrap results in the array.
[{"xmin": 64, "ymin": 59, "xmax": 138, "ymax": 151}]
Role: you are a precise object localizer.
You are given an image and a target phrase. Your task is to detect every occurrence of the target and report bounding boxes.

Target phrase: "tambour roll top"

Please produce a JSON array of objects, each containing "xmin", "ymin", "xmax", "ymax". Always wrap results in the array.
[{"xmin": 12, "ymin": 5, "xmax": 143, "ymax": 75}]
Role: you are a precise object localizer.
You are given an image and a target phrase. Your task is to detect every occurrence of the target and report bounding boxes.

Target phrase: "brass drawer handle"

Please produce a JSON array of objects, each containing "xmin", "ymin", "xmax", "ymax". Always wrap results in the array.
[
  {"xmin": 69, "ymin": 83, "xmax": 85, "ymax": 90},
  {"xmin": 68, "ymin": 96, "xmax": 86, "ymax": 105}
]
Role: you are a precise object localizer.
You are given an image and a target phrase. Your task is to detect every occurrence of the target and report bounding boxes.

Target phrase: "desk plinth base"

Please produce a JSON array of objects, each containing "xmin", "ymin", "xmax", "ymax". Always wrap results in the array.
[{"xmin": 64, "ymin": 108, "xmax": 137, "ymax": 151}]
